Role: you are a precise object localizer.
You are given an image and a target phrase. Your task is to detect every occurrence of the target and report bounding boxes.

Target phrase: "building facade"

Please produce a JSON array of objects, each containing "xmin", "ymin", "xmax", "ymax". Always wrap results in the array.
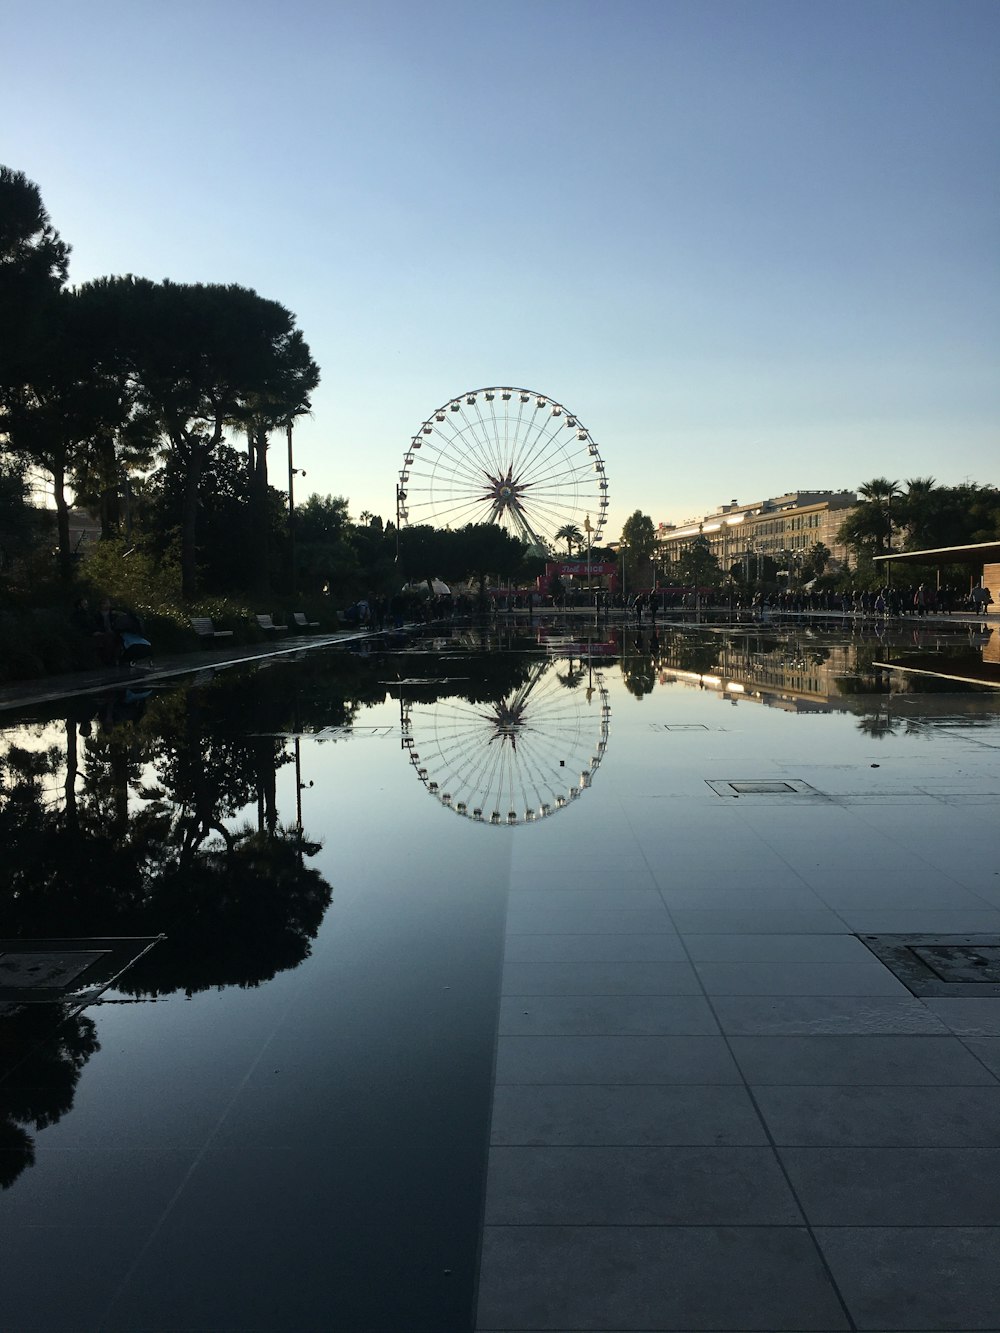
[{"xmin": 657, "ymin": 491, "xmax": 857, "ymax": 579}]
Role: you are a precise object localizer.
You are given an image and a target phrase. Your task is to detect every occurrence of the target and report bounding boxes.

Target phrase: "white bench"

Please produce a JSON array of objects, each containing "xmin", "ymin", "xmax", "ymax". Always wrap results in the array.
[
  {"xmin": 191, "ymin": 616, "xmax": 234, "ymax": 639},
  {"xmin": 293, "ymin": 612, "xmax": 320, "ymax": 631},
  {"xmin": 255, "ymin": 613, "xmax": 289, "ymax": 633}
]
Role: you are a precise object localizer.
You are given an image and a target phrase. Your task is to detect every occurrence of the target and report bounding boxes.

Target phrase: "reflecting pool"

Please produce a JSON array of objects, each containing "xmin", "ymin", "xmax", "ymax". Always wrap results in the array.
[{"xmin": 2, "ymin": 620, "xmax": 1000, "ymax": 1331}]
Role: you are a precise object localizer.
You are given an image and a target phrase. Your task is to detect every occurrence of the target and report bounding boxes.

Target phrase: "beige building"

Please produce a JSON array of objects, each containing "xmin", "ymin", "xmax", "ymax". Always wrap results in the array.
[{"xmin": 658, "ymin": 491, "xmax": 857, "ymax": 577}]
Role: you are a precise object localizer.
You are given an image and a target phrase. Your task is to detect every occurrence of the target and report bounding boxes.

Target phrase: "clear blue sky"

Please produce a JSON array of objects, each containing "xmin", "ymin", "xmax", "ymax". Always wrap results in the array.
[{"xmin": 7, "ymin": 0, "xmax": 999, "ymax": 537}]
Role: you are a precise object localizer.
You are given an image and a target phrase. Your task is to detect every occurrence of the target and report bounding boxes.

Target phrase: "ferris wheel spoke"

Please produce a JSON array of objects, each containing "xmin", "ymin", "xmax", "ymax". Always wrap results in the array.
[
  {"xmin": 506, "ymin": 397, "xmax": 540, "ymax": 480},
  {"xmin": 509, "ymin": 408, "xmax": 562, "ymax": 484},
  {"xmin": 454, "ymin": 407, "xmax": 507, "ymax": 480},
  {"xmin": 524, "ymin": 455, "xmax": 596, "ymax": 488},
  {"xmin": 474, "ymin": 399, "xmax": 506, "ymax": 475},
  {"xmin": 424, "ymin": 416, "xmax": 499, "ymax": 483},
  {"xmin": 407, "ymin": 494, "xmax": 494, "ymax": 526},
  {"xmin": 516, "ymin": 496, "xmax": 586, "ymax": 535},
  {"xmin": 416, "ymin": 440, "xmax": 491, "ymax": 487},
  {"xmin": 421, "ymin": 429, "xmax": 497, "ymax": 489},
  {"xmin": 511, "ymin": 415, "xmax": 572, "ymax": 483}
]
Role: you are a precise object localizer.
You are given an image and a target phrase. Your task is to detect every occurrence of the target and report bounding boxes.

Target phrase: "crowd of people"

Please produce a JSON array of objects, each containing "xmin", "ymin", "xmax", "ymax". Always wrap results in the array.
[{"xmin": 738, "ymin": 582, "xmax": 994, "ymax": 618}]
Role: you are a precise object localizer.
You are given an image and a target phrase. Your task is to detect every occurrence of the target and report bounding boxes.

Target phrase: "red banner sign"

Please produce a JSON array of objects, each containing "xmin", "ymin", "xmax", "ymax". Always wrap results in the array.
[{"xmin": 545, "ymin": 562, "xmax": 617, "ymax": 577}]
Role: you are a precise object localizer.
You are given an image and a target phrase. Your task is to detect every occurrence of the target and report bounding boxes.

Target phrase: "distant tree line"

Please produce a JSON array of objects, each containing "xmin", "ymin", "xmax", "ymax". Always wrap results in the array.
[{"xmin": 836, "ymin": 476, "xmax": 1000, "ymax": 565}]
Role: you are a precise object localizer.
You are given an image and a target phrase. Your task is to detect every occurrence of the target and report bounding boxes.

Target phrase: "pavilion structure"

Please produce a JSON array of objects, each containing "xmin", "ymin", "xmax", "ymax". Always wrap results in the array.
[{"xmin": 875, "ymin": 540, "xmax": 1000, "ymax": 610}]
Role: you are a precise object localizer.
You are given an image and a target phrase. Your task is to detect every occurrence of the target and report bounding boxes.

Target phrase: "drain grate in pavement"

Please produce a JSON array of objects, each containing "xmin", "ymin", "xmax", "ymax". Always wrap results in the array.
[
  {"xmin": 860, "ymin": 934, "xmax": 1000, "ymax": 997},
  {"xmin": 706, "ymin": 778, "xmax": 817, "ymax": 798}
]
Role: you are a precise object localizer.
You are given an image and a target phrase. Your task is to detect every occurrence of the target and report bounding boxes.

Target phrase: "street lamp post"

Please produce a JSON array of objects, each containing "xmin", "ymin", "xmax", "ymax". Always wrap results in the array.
[
  {"xmin": 287, "ymin": 422, "xmax": 306, "ymax": 597},
  {"xmin": 287, "ymin": 423, "xmax": 296, "ymax": 596}
]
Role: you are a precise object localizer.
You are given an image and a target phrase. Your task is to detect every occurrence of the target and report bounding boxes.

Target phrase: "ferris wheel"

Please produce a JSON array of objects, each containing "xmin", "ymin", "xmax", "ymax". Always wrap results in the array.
[
  {"xmin": 400, "ymin": 658, "xmax": 610, "ymax": 826},
  {"xmin": 397, "ymin": 387, "xmax": 609, "ymax": 555}
]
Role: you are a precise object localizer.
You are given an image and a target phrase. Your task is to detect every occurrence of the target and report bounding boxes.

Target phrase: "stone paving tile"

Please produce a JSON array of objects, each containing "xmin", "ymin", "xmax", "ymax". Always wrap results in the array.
[
  {"xmin": 505, "ymin": 907, "xmax": 675, "ymax": 935},
  {"xmin": 670, "ymin": 908, "xmax": 849, "ymax": 934},
  {"xmin": 693, "ymin": 961, "xmax": 908, "ymax": 996},
  {"xmin": 656, "ymin": 886, "xmax": 830, "ymax": 910},
  {"xmin": 476, "ymin": 1225, "xmax": 850, "ymax": 1330},
  {"xmin": 494, "ymin": 1035, "xmax": 742, "ymax": 1085},
  {"xmin": 711, "ymin": 994, "xmax": 949, "ymax": 1034},
  {"xmin": 501, "ymin": 961, "xmax": 702, "ymax": 996},
  {"xmin": 753, "ymin": 1085, "xmax": 1000, "ymax": 1146},
  {"xmin": 498, "ymin": 994, "xmax": 720, "ymax": 1036},
  {"xmin": 483, "ymin": 1146, "xmax": 802, "ymax": 1225},
  {"xmin": 804, "ymin": 874, "xmax": 990, "ymax": 910},
  {"xmin": 682, "ymin": 933, "xmax": 875, "ymax": 962},
  {"xmin": 962, "ymin": 1036, "xmax": 1000, "ymax": 1077},
  {"xmin": 922, "ymin": 997, "xmax": 1000, "ymax": 1035},
  {"xmin": 779, "ymin": 1147, "xmax": 1000, "ymax": 1224},
  {"xmin": 729, "ymin": 1034, "xmax": 1000, "ymax": 1085},
  {"xmin": 814, "ymin": 1226, "xmax": 1000, "ymax": 1331},
  {"xmin": 503, "ymin": 933, "xmax": 690, "ymax": 962},
  {"xmin": 833, "ymin": 908, "xmax": 1000, "ymax": 933},
  {"xmin": 507, "ymin": 889, "xmax": 664, "ymax": 910},
  {"xmin": 489, "ymin": 1083, "xmax": 768, "ymax": 1146}
]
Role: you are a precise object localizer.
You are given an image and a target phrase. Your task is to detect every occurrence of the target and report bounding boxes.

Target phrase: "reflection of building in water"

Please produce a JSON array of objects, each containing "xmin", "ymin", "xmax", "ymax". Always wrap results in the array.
[
  {"xmin": 656, "ymin": 636, "xmax": 859, "ymax": 711},
  {"xmin": 875, "ymin": 629, "xmax": 1000, "ymax": 690},
  {"xmin": 655, "ymin": 629, "xmax": 1000, "ymax": 711},
  {"xmin": 400, "ymin": 658, "xmax": 610, "ymax": 825}
]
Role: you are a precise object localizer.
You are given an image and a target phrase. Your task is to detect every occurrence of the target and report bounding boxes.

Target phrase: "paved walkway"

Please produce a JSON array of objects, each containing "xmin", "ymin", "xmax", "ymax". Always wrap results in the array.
[
  {"xmin": 0, "ymin": 629, "xmax": 371, "ymax": 713},
  {"xmin": 475, "ymin": 706, "xmax": 1000, "ymax": 1331}
]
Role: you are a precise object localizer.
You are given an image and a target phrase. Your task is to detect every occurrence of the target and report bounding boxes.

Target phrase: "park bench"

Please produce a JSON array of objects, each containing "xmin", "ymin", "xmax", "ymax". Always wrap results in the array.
[
  {"xmin": 191, "ymin": 616, "xmax": 234, "ymax": 640},
  {"xmin": 255, "ymin": 613, "xmax": 289, "ymax": 633},
  {"xmin": 293, "ymin": 612, "xmax": 320, "ymax": 631}
]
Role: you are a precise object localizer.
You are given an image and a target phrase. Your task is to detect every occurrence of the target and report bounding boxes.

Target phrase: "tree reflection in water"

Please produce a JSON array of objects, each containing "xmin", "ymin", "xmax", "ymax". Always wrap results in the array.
[
  {"xmin": 0, "ymin": 664, "xmax": 349, "ymax": 1190},
  {"xmin": 0, "ymin": 1005, "xmax": 99, "ymax": 1188}
]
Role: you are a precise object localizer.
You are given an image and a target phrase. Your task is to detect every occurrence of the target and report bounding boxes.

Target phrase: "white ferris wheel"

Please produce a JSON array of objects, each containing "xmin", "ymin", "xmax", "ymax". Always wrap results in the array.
[{"xmin": 396, "ymin": 387, "xmax": 609, "ymax": 556}]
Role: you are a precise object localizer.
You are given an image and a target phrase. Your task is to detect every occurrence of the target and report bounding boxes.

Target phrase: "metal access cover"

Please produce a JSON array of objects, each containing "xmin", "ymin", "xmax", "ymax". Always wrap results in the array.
[
  {"xmin": 730, "ymin": 781, "xmax": 796, "ymax": 794},
  {"xmin": 0, "ymin": 936, "xmax": 163, "ymax": 1009},
  {"xmin": 912, "ymin": 944, "xmax": 1000, "ymax": 983},
  {"xmin": 0, "ymin": 951, "xmax": 106, "ymax": 989},
  {"xmin": 860, "ymin": 934, "xmax": 1000, "ymax": 997},
  {"xmin": 706, "ymin": 779, "xmax": 817, "ymax": 798}
]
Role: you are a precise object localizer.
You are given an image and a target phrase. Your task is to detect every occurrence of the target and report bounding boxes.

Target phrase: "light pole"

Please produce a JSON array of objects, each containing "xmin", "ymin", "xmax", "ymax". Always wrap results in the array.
[{"xmin": 286, "ymin": 422, "xmax": 306, "ymax": 598}]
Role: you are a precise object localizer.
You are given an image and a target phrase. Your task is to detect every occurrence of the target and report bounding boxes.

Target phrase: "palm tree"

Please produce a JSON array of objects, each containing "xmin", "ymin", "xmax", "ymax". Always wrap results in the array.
[
  {"xmin": 858, "ymin": 477, "xmax": 901, "ymax": 556},
  {"xmin": 554, "ymin": 523, "xmax": 584, "ymax": 557},
  {"xmin": 902, "ymin": 476, "xmax": 938, "ymax": 550}
]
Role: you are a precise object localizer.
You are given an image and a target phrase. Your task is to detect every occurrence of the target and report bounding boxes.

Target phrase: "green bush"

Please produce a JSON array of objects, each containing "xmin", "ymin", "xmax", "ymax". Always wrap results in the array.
[{"xmin": 80, "ymin": 537, "xmax": 183, "ymax": 612}]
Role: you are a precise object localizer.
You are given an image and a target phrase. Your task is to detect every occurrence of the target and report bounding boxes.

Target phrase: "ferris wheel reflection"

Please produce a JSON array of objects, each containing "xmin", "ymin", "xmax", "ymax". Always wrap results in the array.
[{"xmin": 400, "ymin": 657, "xmax": 610, "ymax": 826}]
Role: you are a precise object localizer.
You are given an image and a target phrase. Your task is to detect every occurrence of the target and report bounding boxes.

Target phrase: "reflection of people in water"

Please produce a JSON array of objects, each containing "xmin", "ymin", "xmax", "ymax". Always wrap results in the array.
[
  {"xmin": 78, "ymin": 688, "xmax": 152, "ymax": 734},
  {"xmin": 99, "ymin": 688, "xmax": 151, "ymax": 733}
]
